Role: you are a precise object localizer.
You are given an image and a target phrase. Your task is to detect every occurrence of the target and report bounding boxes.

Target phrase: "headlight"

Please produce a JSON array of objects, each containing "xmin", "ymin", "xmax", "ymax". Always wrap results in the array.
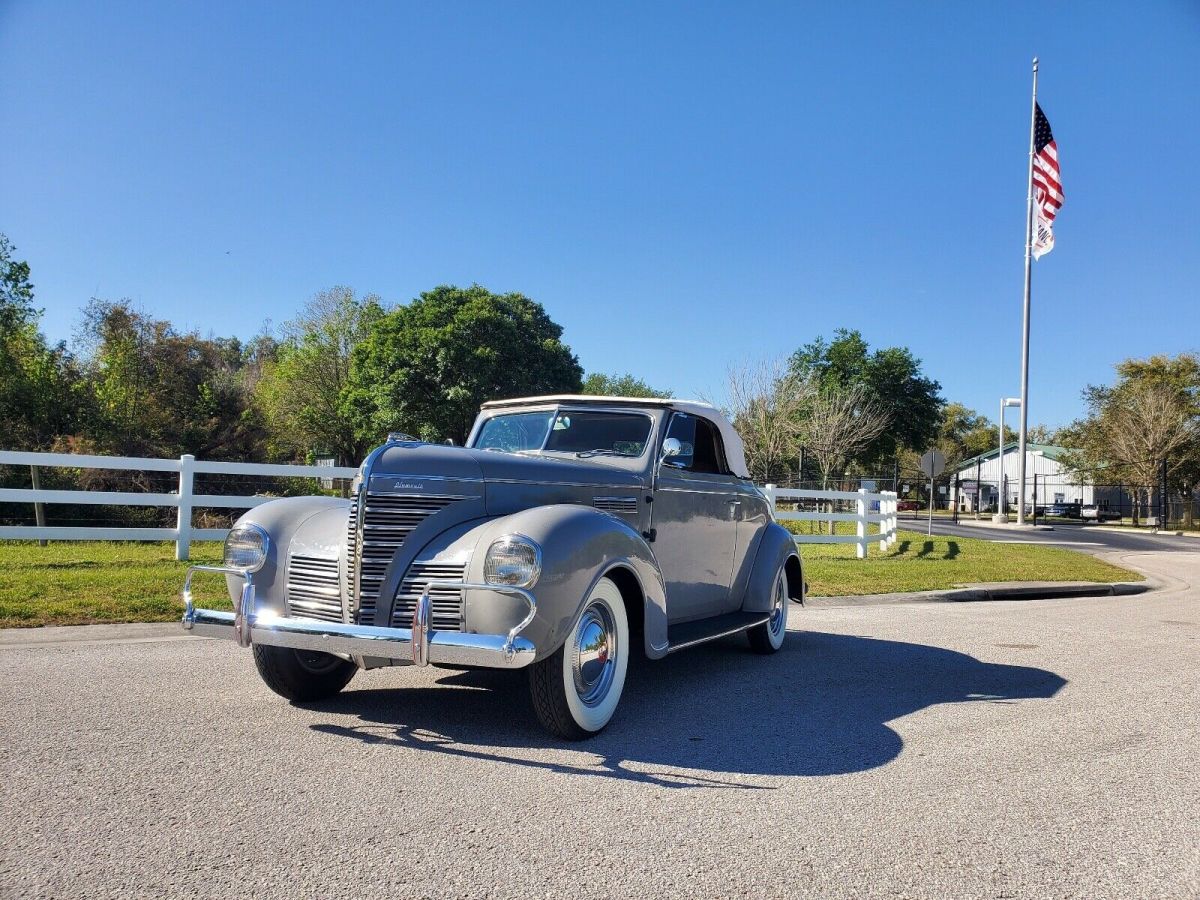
[
  {"xmin": 483, "ymin": 535, "xmax": 542, "ymax": 588},
  {"xmin": 224, "ymin": 523, "xmax": 270, "ymax": 572}
]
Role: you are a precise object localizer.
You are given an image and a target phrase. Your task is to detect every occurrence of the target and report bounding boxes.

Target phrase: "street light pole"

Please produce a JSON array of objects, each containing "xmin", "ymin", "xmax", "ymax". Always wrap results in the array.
[{"xmin": 994, "ymin": 397, "xmax": 1022, "ymax": 523}]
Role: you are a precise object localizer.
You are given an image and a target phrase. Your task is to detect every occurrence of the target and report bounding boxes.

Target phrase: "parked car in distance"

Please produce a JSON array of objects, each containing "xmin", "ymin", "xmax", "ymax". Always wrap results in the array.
[
  {"xmin": 1082, "ymin": 504, "xmax": 1121, "ymax": 522},
  {"xmin": 897, "ymin": 499, "xmax": 922, "ymax": 511},
  {"xmin": 181, "ymin": 395, "xmax": 804, "ymax": 740},
  {"xmin": 1044, "ymin": 502, "xmax": 1083, "ymax": 519}
]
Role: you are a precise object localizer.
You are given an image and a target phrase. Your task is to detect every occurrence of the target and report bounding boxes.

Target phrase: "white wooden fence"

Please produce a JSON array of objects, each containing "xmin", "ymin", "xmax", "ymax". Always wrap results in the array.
[
  {"xmin": 1, "ymin": 451, "xmax": 898, "ymax": 564},
  {"xmin": 762, "ymin": 484, "xmax": 898, "ymax": 559},
  {"xmin": 0, "ymin": 451, "xmax": 358, "ymax": 560}
]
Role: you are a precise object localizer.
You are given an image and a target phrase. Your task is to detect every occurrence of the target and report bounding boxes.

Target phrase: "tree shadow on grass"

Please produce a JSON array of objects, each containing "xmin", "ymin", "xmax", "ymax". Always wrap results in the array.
[
  {"xmin": 306, "ymin": 631, "xmax": 1065, "ymax": 789},
  {"xmin": 945, "ymin": 540, "xmax": 960, "ymax": 560}
]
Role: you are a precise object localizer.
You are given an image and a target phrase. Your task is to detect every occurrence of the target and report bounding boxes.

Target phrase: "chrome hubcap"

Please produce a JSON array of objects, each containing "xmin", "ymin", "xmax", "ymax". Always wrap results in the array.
[
  {"xmin": 769, "ymin": 572, "xmax": 787, "ymax": 636},
  {"xmin": 572, "ymin": 600, "xmax": 618, "ymax": 707}
]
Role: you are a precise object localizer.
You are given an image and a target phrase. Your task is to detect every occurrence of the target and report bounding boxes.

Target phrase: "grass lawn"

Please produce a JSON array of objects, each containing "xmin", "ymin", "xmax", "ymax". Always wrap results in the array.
[
  {"xmin": 799, "ymin": 528, "xmax": 1140, "ymax": 596},
  {"xmin": 0, "ymin": 542, "xmax": 228, "ymax": 628},
  {"xmin": 0, "ymin": 532, "xmax": 1142, "ymax": 627}
]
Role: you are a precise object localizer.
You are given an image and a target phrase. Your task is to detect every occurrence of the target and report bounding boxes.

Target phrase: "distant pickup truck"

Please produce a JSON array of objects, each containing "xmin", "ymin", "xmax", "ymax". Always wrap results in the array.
[{"xmin": 1081, "ymin": 504, "xmax": 1122, "ymax": 522}]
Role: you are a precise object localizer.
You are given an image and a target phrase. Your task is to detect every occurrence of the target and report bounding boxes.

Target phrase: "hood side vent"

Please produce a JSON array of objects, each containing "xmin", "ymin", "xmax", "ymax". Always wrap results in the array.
[{"xmin": 594, "ymin": 496, "xmax": 639, "ymax": 515}]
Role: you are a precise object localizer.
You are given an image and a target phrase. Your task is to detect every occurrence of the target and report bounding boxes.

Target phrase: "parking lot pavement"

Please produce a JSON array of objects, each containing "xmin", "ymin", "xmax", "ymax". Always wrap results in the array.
[{"xmin": 2, "ymin": 555, "xmax": 1197, "ymax": 899}]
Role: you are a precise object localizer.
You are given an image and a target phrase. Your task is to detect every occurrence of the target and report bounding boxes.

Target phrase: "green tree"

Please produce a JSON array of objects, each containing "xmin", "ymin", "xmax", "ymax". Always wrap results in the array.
[
  {"xmin": 345, "ymin": 285, "xmax": 582, "ymax": 445},
  {"xmin": 934, "ymin": 403, "xmax": 1019, "ymax": 466},
  {"xmin": 0, "ymin": 235, "xmax": 83, "ymax": 449},
  {"xmin": 581, "ymin": 372, "xmax": 671, "ymax": 398},
  {"xmin": 254, "ymin": 287, "xmax": 384, "ymax": 463},
  {"xmin": 0, "ymin": 234, "xmax": 35, "ymax": 329},
  {"xmin": 789, "ymin": 328, "xmax": 944, "ymax": 468},
  {"xmin": 77, "ymin": 300, "xmax": 265, "ymax": 459},
  {"xmin": 1059, "ymin": 353, "xmax": 1200, "ymax": 525}
]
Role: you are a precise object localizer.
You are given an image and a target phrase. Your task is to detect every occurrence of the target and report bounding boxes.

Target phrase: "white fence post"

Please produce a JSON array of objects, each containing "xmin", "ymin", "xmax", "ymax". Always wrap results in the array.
[
  {"xmin": 763, "ymin": 483, "xmax": 776, "ymax": 517},
  {"xmin": 176, "ymin": 454, "xmax": 194, "ymax": 561},
  {"xmin": 856, "ymin": 488, "xmax": 867, "ymax": 559}
]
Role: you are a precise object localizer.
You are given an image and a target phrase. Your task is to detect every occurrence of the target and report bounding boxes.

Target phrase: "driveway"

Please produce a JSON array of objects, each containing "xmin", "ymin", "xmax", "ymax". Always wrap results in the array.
[{"xmin": 1, "ymin": 551, "xmax": 1197, "ymax": 898}]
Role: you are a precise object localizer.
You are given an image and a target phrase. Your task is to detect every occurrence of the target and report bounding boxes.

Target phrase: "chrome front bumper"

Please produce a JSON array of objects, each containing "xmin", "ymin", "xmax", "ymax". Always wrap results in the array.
[{"xmin": 180, "ymin": 565, "xmax": 538, "ymax": 669}]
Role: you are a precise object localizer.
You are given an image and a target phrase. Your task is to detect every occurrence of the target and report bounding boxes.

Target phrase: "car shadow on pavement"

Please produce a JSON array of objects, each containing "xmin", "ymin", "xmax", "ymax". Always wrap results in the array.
[{"xmin": 307, "ymin": 631, "xmax": 1065, "ymax": 789}]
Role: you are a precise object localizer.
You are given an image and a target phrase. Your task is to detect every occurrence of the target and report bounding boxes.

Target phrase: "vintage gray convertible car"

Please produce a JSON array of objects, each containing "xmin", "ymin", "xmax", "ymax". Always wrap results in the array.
[{"xmin": 182, "ymin": 395, "xmax": 804, "ymax": 739}]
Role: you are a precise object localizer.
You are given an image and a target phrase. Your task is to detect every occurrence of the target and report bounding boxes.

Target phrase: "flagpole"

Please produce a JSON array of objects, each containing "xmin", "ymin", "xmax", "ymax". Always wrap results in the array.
[{"xmin": 1016, "ymin": 56, "xmax": 1038, "ymax": 525}]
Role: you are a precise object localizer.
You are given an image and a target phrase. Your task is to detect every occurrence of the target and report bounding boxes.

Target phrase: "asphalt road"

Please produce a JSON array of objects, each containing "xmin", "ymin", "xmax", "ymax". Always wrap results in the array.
[
  {"xmin": 914, "ymin": 515, "xmax": 1199, "ymax": 554},
  {"xmin": 2, "ymin": 551, "xmax": 1198, "ymax": 899}
]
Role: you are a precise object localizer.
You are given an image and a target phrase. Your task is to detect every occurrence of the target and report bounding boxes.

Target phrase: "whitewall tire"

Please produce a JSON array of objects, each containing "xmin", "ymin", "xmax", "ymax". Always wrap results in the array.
[
  {"xmin": 529, "ymin": 576, "xmax": 630, "ymax": 740},
  {"xmin": 748, "ymin": 565, "xmax": 789, "ymax": 654}
]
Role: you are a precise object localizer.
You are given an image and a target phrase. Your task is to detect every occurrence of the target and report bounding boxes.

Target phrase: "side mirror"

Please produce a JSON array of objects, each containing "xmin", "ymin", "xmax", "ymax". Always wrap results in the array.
[{"xmin": 657, "ymin": 437, "xmax": 682, "ymax": 476}]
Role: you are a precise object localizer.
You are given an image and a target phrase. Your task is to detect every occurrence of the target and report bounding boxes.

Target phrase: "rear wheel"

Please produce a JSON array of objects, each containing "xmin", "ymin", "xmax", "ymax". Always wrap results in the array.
[
  {"xmin": 529, "ymin": 576, "xmax": 629, "ymax": 740},
  {"xmin": 748, "ymin": 565, "xmax": 789, "ymax": 654},
  {"xmin": 252, "ymin": 644, "xmax": 357, "ymax": 702}
]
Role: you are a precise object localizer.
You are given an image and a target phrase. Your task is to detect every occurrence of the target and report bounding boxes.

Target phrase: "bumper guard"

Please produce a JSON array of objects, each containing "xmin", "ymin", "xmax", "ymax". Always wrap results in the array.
[{"xmin": 181, "ymin": 565, "xmax": 537, "ymax": 669}]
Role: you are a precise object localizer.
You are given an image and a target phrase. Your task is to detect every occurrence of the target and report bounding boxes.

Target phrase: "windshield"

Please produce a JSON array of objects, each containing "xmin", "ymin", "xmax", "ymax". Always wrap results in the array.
[{"xmin": 473, "ymin": 409, "xmax": 653, "ymax": 456}]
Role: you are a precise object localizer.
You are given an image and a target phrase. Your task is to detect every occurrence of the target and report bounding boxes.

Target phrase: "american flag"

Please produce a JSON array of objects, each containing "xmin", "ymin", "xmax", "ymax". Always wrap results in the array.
[{"xmin": 1031, "ymin": 102, "xmax": 1062, "ymax": 259}]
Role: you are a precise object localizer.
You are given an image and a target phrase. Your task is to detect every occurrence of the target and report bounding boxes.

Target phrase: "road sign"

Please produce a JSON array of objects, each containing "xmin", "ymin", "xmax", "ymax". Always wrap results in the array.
[{"xmin": 919, "ymin": 450, "xmax": 946, "ymax": 478}]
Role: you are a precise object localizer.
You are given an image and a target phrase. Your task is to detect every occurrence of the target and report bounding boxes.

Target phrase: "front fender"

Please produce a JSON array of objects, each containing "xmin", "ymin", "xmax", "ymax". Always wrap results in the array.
[
  {"xmin": 740, "ymin": 522, "xmax": 803, "ymax": 613},
  {"xmin": 463, "ymin": 505, "xmax": 668, "ymax": 661},
  {"xmin": 222, "ymin": 496, "xmax": 349, "ymax": 606}
]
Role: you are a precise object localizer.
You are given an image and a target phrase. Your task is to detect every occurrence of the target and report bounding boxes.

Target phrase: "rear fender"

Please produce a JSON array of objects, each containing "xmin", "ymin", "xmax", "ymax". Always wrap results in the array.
[{"xmin": 740, "ymin": 522, "xmax": 803, "ymax": 613}]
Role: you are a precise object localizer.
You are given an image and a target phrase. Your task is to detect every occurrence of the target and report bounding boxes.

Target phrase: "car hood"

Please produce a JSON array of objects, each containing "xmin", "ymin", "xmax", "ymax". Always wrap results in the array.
[{"xmin": 366, "ymin": 443, "xmax": 645, "ymax": 494}]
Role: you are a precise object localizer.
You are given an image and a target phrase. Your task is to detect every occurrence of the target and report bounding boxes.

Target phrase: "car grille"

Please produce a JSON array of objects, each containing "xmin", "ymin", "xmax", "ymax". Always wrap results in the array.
[
  {"xmin": 286, "ymin": 555, "xmax": 343, "ymax": 623},
  {"xmin": 347, "ymin": 491, "xmax": 460, "ymax": 625},
  {"xmin": 392, "ymin": 562, "xmax": 467, "ymax": 631}
]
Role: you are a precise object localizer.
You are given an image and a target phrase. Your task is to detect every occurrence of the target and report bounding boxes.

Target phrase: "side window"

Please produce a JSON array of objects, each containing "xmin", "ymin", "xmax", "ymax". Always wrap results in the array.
[
  {"xmin": 663, "ymin": 414, "xmax": 696, "ymax": 469},
  {"xmin": 663, "ymin": 414, "xmax": 730, "ymax": 475}
]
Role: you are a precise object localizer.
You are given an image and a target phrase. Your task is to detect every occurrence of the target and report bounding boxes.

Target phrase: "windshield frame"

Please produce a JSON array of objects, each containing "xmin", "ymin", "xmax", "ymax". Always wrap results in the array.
[{"xmin": 469, "ymin": 405, "xmax": 657, "ymax": 460}]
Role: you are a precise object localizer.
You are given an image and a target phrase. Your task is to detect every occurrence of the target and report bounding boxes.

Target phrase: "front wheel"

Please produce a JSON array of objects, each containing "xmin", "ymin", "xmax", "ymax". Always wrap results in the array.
[
  {"xmin": 747, "ymin": 564, "xmax": 789, "ymax": 654},
  {"xmin": 252, "ymin": 644, "xmax": 358, "ymax": 702},
  {"xmin": 529, "ymin": 576, "xmax": 629, "ymax": 740}
]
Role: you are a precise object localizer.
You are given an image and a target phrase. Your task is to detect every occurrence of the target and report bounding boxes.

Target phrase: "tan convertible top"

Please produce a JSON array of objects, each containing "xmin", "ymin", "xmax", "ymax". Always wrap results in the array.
[{"xmin": 480, "ymin": 394, "xmax": 750, "ymax": 479}]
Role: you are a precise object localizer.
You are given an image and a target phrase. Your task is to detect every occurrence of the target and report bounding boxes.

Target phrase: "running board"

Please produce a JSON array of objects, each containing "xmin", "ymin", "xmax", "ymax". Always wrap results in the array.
[{"xmin": 666, "ymin": 611, "xmax": 770, "ymax": 654}]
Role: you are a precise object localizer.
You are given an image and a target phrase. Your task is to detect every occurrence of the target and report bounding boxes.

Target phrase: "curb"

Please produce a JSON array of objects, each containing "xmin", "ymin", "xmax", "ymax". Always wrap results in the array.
[{"xmin": 805, "ymin": 580, "xmax": 1151, "ymax": 607}]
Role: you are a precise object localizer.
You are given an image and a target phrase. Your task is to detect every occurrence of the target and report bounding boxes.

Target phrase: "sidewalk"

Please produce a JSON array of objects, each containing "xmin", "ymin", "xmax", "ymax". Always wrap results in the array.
[{"xmin": 806, "ymin": 578, "xmax": 1151, "ymax": 608}]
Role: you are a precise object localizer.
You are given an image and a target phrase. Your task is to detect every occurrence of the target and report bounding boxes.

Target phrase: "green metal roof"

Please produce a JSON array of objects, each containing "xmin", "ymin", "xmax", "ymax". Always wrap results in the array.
[{"xmin": 954, "ymin": 442, "xmax": 1069, "ymax": 471}]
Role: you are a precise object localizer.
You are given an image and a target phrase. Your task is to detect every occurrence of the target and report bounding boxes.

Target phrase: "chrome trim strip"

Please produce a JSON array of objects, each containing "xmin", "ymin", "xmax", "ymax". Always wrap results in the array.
[
  {"xmin": 372, "ymin": 473, "xmax": 484, "ymax": 483},
  {"xmin": 665, "ymin": 616, "xmax": 770, "ymax": 654},
  {"xmin": 655, "ymin": 485, "xmax": 737, "ymax": 495},
  {"xmin": 485, "ymin": 478, "xmax": 642, "ymax": 490}
]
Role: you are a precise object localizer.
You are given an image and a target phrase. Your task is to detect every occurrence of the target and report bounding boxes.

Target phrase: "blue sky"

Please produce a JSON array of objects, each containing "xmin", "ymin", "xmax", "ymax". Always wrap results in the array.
[{"xmin": 2, "ymin": 1, "xmax": 1198, "ymax": 429}]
